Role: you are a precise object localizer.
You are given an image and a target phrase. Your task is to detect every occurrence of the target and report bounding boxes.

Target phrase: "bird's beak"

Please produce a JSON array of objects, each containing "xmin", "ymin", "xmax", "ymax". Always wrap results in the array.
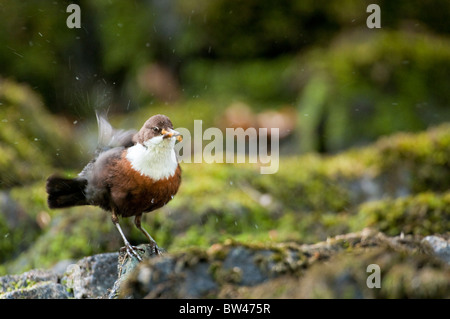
[{"xmin": 161, "ymin": 128, "xmax": 183, "ymax": 142}]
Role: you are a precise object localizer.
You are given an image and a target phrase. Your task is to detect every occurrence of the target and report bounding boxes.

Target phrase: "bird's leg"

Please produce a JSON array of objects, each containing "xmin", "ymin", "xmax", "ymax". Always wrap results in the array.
[
  {"xmin": 134, "ymin": 214, "xmax": 163, "ymax": 256},
  {"xmin": 111, "ymin": 210, "xmax": 142, "ymax": 262}
]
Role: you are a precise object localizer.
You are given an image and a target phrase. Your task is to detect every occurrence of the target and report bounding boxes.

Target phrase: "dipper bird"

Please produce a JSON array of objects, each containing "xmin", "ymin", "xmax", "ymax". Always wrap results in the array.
[{"xmin": 46, "ymin": 112, "xmax": 182, "ymax": 261}]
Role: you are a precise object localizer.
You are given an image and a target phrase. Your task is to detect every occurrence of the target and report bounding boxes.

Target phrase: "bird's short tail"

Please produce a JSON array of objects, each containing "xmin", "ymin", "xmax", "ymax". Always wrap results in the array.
[{"xmin": 46, "ymin": 175, "xmax": 88, "ymax": 209}]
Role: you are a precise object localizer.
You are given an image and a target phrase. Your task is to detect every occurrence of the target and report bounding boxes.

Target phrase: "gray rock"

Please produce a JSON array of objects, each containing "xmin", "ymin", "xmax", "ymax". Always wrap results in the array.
[
  {"xmin": 181, "ymin": 262, "xmax": 218, "ymax": 298},
  {"xmin": 222, "ymin": 247, "xmax": 270, "ymax": 286},
  {"xmin": 422, "ymin": 236, "xmax": 450, "ymax": 264},
  {"xmin": 2, "ymin": 230, "xmax": 448, "ymax": 299},
  {"xmin": 0, "ymin": 269, "xmax": 58, "ymax": 293},
  {"xmin": 0, "ymin": 269, "xmax": 69, "ymax": 299},
  {"xmin": 1, "ymin": 282, "xmax": 70, "ymax": 299},
  {"xmin": 117, "ymin": 245, "xmax": 217, "ymax": 298},
  {"xmin": 51, "ymin": 259, "xmax": 77, "ymax": 277},
  {"xmin": 62, "ymin": 252, "xmax": 118, "ymax": 298},
  {"xmin": 123, "ymin": 258, "xmax": 218, "ymax": 299}
]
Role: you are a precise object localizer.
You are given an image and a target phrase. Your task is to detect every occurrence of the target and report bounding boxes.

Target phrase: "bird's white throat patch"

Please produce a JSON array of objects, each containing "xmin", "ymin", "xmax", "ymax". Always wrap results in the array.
[{"xmin": 126, "ymin": 136, "xmax": 178, "ymax": 180}]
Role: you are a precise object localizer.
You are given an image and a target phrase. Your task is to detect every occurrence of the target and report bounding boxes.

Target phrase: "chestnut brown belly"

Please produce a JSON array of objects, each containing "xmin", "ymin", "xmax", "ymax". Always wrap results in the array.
[{"xmin": 108, "ymin": 155, "xmax": 181, "ymax": 218}]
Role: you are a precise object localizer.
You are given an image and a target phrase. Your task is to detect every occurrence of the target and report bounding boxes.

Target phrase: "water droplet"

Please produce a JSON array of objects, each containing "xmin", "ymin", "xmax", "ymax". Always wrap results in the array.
[
  {"xmin": 73, "ymin": 120, "xmax": 78, "ymax": 125},
  {"xmin": 151, "ymin": 198, "xmax": 155, "ymax": 203}
]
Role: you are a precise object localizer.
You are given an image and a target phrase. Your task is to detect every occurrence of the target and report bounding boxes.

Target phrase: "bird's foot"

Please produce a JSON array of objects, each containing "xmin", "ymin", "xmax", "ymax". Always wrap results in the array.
[
  {"xmin": 151, "ymin": 242, "xmax": 165, "ymax": 256},
  {"xmin": 123, "ymin": 243, "xmax": 144, "ymax": 262}
]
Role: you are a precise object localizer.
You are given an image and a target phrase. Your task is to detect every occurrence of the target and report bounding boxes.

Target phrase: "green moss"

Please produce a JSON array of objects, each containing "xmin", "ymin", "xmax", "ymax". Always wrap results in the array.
[
  {"xmin": 0, "ymin": 276, "xmax": 40, "ymax": 294},
  {"xmin": 374, "ymin": 124, "xmax": 450, "ymax": 192},
  {"xmin": 352, "ymin": 191, "xmax": 450, "ymax": 236}
]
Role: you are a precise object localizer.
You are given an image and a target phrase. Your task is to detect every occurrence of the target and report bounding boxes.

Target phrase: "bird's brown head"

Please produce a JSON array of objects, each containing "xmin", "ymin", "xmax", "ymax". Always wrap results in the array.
[{"xmin": 133, "ymin": 114, "xmax": 182, "ymax": 145}]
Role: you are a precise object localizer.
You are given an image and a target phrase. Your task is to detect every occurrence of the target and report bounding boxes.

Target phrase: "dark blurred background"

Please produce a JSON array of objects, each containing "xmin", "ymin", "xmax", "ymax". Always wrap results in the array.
[{"xmin": 1, "ymin": 0, "xmax": 450, "ymax": 158}]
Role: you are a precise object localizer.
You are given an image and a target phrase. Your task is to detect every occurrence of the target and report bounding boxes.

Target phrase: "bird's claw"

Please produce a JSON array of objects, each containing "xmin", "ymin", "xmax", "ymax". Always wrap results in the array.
[
  {"xmin": 125, "ymin": 243, "xmax": 143, "ymax": 262},
  {"xmin": 152, "ymin": 243, "xmax": 164, "ymax": 256}
]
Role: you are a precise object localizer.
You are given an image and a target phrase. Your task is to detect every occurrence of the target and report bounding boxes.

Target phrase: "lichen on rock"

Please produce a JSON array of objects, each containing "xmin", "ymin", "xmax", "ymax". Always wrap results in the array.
[{"xmin": 115, "ymin": 230, "xmax": 450, "ymax": 299}]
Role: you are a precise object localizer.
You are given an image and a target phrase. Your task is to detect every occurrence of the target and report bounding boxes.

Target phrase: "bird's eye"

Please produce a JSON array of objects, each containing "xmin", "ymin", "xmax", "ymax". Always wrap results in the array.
[{"xmin": 152, "ymin": 126, "xmax": 159, "ymax": 133}]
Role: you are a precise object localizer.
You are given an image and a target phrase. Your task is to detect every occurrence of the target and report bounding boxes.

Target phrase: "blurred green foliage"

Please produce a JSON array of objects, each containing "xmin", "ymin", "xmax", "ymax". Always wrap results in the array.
[
  {"xmin": 297, "ymin": 31, "xmax": 450, "ymax": 152},
  {"xmin": 0, "ymin": 79, "xmax": 82, "ymax": 188},
  {"xmin": 1, "ymin": 0, "xmax": 450, "ymax": 125}
]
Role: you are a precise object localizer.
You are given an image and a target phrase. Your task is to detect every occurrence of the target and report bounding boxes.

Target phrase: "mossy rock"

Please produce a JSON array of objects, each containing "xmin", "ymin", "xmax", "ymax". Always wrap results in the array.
[
  {"xmin": 3, "ymin": 121, "xmax": 450, "ymax": 275},
  {"xmin": 0, "ymin": 269, "xmax": 70, "ymax": 299},
  {"xmin": 0, "ymin": 78, "xmax": 81, "ymax": 188},
  {"xmin": 292, "ymin": 245, "xmax": 449, "ymax": 299},
  {"xmin": 249, "ymin": 123, "xmax": 450, "ymax": 210},
  {"xmin": 230, "ymin": 245, "xmax": 450, "ymax": 299},
  {"xmin": 119, "ymin": 230, "xmax": 450, "ymax": 299},
  {"xmin": 352, "ymin": 191, "xmax": 450, "ymax": 236}
]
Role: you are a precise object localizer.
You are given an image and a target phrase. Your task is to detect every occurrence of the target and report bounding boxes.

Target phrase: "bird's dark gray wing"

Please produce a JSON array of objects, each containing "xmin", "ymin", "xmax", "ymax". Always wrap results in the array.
[
  {"xmin": 78, "ymin": 111, "xmax": 136, "ymax": 179},
  {"xmin": 96, "ymin": 111, "xmax": 137, "ymax": 152}
]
